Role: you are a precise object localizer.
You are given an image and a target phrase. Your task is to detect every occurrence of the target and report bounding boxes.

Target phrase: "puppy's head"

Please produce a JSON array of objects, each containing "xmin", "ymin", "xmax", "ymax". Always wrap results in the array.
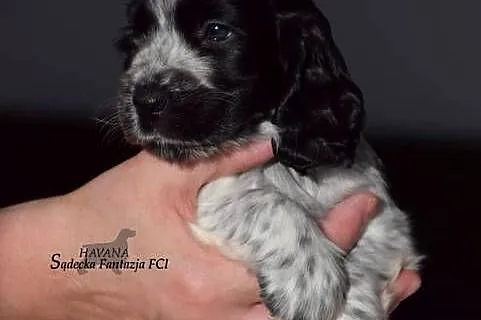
[{"xmin": 116, "ymin": 0, "xmax": 364, "ymax": 170}]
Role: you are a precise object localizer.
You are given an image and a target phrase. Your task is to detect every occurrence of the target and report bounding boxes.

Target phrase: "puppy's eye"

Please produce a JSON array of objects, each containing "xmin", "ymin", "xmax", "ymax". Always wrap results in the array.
[{"xmin": 204, "ymin": 23, "xmax": 233, "ymax": 42}]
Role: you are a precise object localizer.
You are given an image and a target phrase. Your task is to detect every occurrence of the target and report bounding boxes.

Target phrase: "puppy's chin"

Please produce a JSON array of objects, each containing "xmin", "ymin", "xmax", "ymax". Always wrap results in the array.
[
  {"xmin": 143, "ymin": 139, "xmax": 223, "ymax": 163},
  {"xmin": 120, "ymin": 119, "xmax": 279, "ymax": 164},
  {"xmin": 123, "ymin": 131, "xmax": 249, "ymax": 164}
]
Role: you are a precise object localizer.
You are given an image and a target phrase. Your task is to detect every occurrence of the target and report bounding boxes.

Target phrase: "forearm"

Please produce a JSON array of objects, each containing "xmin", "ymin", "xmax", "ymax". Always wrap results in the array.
[
  {"xmin": 0, "ymin": 198, "xmax": 91, "ymax": 319},
  {"xmin": 0, "ymin": 196, "xmax": 183, "ymax": 320}
]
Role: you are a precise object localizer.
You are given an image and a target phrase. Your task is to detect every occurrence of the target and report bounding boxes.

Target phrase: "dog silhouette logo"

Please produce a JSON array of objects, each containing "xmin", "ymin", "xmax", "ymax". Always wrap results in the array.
[{"xmin": 78, "ymin": 229, "xmax": 136, "ymax": 275}]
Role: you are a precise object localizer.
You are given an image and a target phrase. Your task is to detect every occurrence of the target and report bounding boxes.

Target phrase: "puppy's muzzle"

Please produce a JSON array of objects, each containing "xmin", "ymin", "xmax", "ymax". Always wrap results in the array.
[
  {"xmin": 133, "ymin": 69, "xmax": 200, "ymax": 112},
  {"xmin": 132, "ymin": 69, "xmax": 201, "ymax": 132}
]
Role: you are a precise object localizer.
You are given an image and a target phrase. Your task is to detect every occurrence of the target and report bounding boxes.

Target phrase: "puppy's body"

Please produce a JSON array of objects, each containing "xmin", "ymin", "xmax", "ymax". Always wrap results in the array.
[
  {"xmin": 194, "ymin": 135, "xmax": 419, "ymax": 320},
  {"xmin": 116, "ymin": 0, "xmax": 421, "ymax": 319}
]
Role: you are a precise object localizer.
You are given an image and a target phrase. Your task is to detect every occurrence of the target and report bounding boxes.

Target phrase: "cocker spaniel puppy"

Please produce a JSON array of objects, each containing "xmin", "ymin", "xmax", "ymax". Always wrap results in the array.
[{"xmin": 116, "ymin": 0, "xmax": 421, "ymax": 319}]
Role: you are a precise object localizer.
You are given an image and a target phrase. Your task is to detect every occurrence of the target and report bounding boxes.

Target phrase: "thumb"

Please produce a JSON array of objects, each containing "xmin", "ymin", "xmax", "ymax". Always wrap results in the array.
[
  {"xmin": 199, "ymin": 140, "xmax": 274, "ymax": 184},
  {"xmin": 320, "ymin": 193, "xmax": 379, "ymax": 253}
]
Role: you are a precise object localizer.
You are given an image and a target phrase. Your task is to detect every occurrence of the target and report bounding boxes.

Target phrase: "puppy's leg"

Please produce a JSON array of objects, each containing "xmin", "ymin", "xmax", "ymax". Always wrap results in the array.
[
  {"xmin": 196, "ymin": 188, "xmax": 348, "ymax": 320},
  {"xmin": 339, "ymin": 207, "xmax": 421, "ymax": 320},
  {"xmin": 338, "ymin": 273, "xmax": 384, "ymax": 320}
]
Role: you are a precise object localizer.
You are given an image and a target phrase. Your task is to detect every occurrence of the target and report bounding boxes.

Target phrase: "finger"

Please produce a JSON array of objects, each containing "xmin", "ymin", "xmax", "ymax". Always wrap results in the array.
[
  {"xmin": 320, "ymin": 193, "xmax": 379, "ymax": 253},
  {"xmin": 201, "ymin": 140, "xmax": 274, "ymax": 184},
  {"xmin": 388, "ymin": 270, "xmax": 421, "ymax": 314}
]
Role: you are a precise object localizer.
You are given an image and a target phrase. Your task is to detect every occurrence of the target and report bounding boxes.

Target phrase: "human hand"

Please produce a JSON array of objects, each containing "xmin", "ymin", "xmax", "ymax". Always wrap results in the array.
[
  {"xmin": 242, "ymin": 193, "xmax": 421, "ymax": 319},
  {"xmin": 0, "ymin": 140, "xmax": 275, "ymax": 320},
  {"xmin": 321, "ymin": 193, "xmax": 421, "ymax": 316},
  {"xmin": 0, "ymin": 140, "xmax": 420, "ymax": 320}
]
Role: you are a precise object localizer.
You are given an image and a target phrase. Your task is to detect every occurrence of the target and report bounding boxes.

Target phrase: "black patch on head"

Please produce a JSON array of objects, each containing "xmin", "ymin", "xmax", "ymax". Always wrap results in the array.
[
  {"xmin": 157, "ymin": 0, "xmax": 285, "ymax": 147},
  {"xmin": 117, "ymin": 0, "xmax": 364, "ymax": 170},
  {"xmin": 175, "ymin": 0, "xmax": 282, "ymax": 84},
  {"xmin": 116, "ymin": 0, "xmax": 157, "ymax": 69}
]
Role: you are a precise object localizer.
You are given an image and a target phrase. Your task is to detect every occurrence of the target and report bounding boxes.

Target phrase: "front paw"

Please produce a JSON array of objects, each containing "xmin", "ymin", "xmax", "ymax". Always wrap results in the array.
[{"xmin": 257, "ymin": 246, "xmax": 348, "ymax": 320}]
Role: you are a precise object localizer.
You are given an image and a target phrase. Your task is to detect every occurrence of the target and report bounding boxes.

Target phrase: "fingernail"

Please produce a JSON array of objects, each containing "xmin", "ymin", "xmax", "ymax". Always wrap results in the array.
[
  {"xmin": 347, "ymin": 193, "xmax": 379, "ymax": 215},
  {"xmin": 251, "ymin": 139, "xmax": 274, "ymax": 157},
  {"xmin": 364, "ymin": 193, "xmax": 379, "ymax": 214},
  {"xmin": 353, "ymin": 193, "xmax": 379, "ymax": 225}
]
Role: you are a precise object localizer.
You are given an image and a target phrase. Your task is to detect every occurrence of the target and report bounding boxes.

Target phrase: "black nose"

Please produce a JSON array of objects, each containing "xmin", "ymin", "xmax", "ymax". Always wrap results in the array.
[
  {"xmin": 133, "ymin": 70, "xmax": 200, "ymax": 113},
  {"xmin": 133, "ymin": 80, "xmax": 166, "ymax": 114}
]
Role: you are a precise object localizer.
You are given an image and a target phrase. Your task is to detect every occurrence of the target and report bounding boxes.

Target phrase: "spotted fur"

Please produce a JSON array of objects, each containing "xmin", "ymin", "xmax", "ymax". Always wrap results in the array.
[{"xmin": 116, "ymin": 0, "xmax": 422, "ymax": 319}]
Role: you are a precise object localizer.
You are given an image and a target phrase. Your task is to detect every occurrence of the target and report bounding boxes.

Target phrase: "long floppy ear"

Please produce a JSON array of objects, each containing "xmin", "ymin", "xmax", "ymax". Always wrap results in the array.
[{"xmin": 272, "ymin": 3, "xmax": 365, "ymax": 172}]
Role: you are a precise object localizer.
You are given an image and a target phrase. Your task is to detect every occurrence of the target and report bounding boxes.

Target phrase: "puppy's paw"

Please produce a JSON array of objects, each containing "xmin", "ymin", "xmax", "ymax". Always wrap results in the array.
[{"xmin": 257, "ymin": 243, "xmax": 348, "ymax": 320}]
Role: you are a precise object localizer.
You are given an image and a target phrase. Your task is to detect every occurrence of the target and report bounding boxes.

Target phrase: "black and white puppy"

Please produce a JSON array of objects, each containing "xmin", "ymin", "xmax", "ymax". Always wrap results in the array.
[{"xmin": 116, "ymin": 0, "xmax": 421, "ymax": 319}]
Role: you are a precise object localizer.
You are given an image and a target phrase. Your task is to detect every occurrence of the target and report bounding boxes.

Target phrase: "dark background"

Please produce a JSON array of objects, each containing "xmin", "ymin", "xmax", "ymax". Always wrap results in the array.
[
  {"xmin": 0, "ymin": 1, "xmax": 480, "ymax": 319},
  {"xmin": 1, "ymin": 0, "xmax": 480, "ymax": 138}
]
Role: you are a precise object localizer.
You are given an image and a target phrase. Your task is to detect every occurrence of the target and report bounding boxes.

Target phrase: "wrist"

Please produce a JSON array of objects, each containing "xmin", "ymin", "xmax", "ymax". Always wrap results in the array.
[{"xmin": 0, "ymin": 198, "xmax": 90, "ymax": 319}]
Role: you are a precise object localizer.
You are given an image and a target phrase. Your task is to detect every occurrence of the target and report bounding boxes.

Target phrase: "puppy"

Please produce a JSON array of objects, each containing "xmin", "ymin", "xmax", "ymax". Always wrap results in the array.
[{"xmin": 116, "ymin": 0, "xmax": 421, "ymax": 319}]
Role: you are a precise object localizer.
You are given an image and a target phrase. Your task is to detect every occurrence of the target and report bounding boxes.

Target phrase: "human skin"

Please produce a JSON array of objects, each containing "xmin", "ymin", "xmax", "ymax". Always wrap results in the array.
[{"xmin": 0, "ymin": 140, "xmax": 420, "ymax": 320}]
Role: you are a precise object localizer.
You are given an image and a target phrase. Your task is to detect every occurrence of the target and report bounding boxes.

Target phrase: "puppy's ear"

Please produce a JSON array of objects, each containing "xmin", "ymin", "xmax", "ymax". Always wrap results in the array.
[{"xmin": 273, "ymin": 4, "xmax": 365, "ymax": 171}]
